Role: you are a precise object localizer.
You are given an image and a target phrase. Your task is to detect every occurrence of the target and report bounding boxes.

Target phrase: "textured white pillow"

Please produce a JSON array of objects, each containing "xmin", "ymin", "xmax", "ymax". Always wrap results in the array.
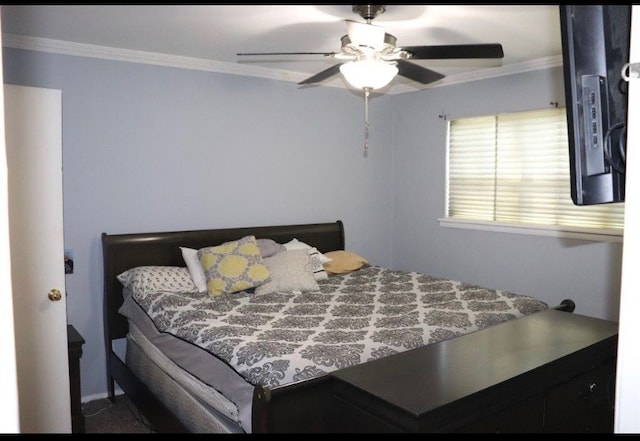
[
  {"xmin": 254, "ymin": 249, "xmax": 320, "ymax": 295},
  {"xmin": 180, "ymin": 247, "xmax": 208, "ymax": 292},
  {"xmin": 283, "ymin": 238, "xmax": 332, "ymax": 263}
]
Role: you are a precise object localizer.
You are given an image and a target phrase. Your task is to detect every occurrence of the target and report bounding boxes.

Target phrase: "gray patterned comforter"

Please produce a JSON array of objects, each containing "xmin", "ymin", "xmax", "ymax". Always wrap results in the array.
[{"xmin": 131, "ymin": 265, "xmax": 548, "ymax": 388}]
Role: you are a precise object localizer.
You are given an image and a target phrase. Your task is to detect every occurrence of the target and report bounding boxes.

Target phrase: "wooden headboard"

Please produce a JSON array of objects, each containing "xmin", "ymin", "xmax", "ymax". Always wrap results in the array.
[{"xmin": 102, "ymin": 220, "xmax": 345, "ymax": 344}]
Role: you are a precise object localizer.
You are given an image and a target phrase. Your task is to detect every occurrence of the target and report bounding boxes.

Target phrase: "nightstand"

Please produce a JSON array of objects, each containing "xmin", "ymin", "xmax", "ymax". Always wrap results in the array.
[{"xmin": 67, "ymin": 325, "xmax": 85, "ymax": 433}]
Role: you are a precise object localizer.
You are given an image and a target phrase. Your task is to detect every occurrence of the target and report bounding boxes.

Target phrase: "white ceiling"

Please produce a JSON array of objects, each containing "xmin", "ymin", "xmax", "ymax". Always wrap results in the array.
[{"xmin": 0, "ymin": 4, "xmax": 564, "ymax": 94}]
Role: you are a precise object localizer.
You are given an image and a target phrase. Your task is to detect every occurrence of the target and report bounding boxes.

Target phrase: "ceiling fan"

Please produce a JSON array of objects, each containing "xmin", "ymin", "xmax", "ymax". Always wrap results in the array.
[
  {"xmin": 237, "ymin": 4, "xmax": 505, "ymax": 90},
  {"xmin": 238, "ymin": 5, "xmax": 504, "ymax": 157}
]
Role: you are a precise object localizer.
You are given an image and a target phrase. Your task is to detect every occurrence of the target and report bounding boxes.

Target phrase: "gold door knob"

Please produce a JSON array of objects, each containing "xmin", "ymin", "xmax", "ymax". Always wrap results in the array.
[{"xmin": 48, "ymin": 289, "xmax": 62, "ymax": 302}]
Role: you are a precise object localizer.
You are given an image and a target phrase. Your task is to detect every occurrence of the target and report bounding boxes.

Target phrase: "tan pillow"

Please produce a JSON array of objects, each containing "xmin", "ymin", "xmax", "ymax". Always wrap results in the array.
[{"xmin": 323, "ymin": 250, "xmax": 368, "ymax": 274}]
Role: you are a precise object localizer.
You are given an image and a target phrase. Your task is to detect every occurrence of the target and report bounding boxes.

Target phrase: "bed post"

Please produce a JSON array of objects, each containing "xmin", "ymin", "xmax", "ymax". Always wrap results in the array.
[
  {"xmin": 102, "ymin": 233, "xmax": 116, "ymax": 401},
  {"xmin": 554, "ymin": 298, "xmax": 576, "ymax": 313},
  {"xmin": 251, "ymin": 385, "xmax": 271, "ymax": 433}
]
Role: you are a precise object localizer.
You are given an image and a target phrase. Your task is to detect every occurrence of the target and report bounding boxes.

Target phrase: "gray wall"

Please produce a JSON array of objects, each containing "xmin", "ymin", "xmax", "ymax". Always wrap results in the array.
[
  {"xmin": 3, "ymin": 48, "xmax": 395, "ymax": 400},
  {"xmin": 3, "ymin": 47, "xmax": 622, "ymax": 402},
  {"xmin": 391, "ymin": 67, "xmax": 622, "ymax": 322}
]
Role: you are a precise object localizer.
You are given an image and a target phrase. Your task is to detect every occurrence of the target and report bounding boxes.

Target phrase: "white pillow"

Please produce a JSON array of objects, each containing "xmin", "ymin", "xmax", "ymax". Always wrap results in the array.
[
  {"xmin": 180, "ymin": 247, "xmax": 207, "ymax": 293},
  {"xmin": 117, "ymin": 266, "xmax": 196, "ymax": 294},
  {"xmin": 308, "ymin": 247, "xmax": 328, "ymax": 281},
  {"xmin": 283, "ymin": 239, "xmax": 332, "ymax": 263}
]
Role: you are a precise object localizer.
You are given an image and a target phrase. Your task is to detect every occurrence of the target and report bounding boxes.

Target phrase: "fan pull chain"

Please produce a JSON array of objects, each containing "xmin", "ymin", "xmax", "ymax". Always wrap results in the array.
[{"xmin": 363, "ymin": 87, "xmax": 370, "ymax": 158}]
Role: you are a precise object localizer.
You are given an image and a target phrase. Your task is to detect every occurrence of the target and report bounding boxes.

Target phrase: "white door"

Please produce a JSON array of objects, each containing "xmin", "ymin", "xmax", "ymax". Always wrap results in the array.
[
  {"xmin": 5, "ymin": 84, "xmax": 70, "ymax": 433},
  {"xmin": 615, "ymin": 5, "xmax": 640, "ymax": 433}
]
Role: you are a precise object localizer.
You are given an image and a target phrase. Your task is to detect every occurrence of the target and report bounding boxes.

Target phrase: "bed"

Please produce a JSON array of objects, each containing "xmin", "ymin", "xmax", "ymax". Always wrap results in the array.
[{"xmin": 102, "ymin": 220, "xmax": 575, "ymax": 433}]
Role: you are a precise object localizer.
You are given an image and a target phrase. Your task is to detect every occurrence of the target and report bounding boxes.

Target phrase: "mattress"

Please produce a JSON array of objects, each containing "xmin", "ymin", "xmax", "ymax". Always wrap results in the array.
[
  {"xmin": 120, "ymin": 294, "xmax": 255, "ymax": 432},
  {"xmin": 126, "ymin": 324, "xmax": 244, "ymax": 433}
]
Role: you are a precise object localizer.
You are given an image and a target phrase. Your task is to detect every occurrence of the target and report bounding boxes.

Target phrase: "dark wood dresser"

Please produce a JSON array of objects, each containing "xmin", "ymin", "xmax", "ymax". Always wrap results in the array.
[
  {"xmin": 330, "ymin": 309, "xmax": 618, "ymax": 433},
  {"xmin": 67, "ymin": 325, "xmax": 86, "ymax": 433}
]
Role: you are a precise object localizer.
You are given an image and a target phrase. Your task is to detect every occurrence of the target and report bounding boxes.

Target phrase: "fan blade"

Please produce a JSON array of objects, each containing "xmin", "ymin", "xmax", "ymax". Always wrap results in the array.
[
  {"xmin": 237, "ymin": 52, "xmax": 337, "ymax": 57},
  {"xmin": 402, "ymin": 44, "xmax": 504, "ymax": 60},
  {"xmin": 298, "ymin": 64, "xmax": 343, "ymax": 85},
  {"xmin": 396, "ymin": 59, "xmax": 445, "ymax": 85},
  {"xmin": 346, "ymin": 19, "xmax": 385, "ymax": 51}
]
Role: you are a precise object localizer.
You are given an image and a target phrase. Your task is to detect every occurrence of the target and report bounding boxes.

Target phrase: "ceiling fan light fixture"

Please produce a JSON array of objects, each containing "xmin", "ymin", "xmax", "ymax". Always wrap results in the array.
[{"xmin": 339, "ymin": 59, "xmax": 398, "ymax": 90}]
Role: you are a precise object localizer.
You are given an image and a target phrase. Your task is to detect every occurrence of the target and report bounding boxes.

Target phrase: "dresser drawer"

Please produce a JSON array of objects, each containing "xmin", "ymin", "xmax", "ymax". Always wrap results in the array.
[
  {"xmin": 455, "ymin": 394, "xmax": 544, "ymax": 433},
  {"xmin": 545, "ymin": 359, "xmax": 615, "ymax": 431},
  {"xmin": 332, "ymin": 394, "xmax": 402, "ymax": 433},
  {"xmin": 550, "ymin": 403, "xmax": 614, "ymax": 433}
]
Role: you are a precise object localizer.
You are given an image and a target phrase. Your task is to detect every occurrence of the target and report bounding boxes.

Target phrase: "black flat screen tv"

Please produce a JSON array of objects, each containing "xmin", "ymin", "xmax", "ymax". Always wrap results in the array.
[{"xmin": 559, "ymin": 5, "xmax": 631, "ymax": 205}]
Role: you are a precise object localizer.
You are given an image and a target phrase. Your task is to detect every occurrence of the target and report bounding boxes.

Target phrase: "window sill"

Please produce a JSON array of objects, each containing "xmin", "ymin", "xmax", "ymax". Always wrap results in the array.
[{"xmin": 438, "ymin": 218, "xmax": 623, "ymax": 243}]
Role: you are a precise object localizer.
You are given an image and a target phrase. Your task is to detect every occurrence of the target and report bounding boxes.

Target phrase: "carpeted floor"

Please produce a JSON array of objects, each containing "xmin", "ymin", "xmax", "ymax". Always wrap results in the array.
[{"xmin": 82, "ymin": 395, "xmax": 155, "ymax": 433}]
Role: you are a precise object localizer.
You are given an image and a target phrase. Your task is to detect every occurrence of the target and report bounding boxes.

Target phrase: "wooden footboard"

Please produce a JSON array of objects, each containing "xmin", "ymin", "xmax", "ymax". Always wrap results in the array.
[
  {"xmin": 554, "ymin": 299, "xmax": 576, "ymax": 312},
  {"xmin": 252, "ymin": 376, "xmax": 333, "ymax": 433}
]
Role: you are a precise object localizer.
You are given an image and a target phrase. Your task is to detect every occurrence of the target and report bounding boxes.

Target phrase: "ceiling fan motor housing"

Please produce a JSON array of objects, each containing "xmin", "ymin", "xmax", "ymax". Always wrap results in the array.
[
  {"xmin": 340, "ymin": 33, "xmax": 398, "ymax": 58},
  {"xmin": 353, "ymin": 5, "xmax": 386, "ymax": 22}
]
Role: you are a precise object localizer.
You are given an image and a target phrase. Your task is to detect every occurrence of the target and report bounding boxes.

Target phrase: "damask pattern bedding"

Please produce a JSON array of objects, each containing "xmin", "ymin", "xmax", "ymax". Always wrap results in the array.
[{"xmin": 125, "ymin": 264, "xmax": 548, "ymax": 389}]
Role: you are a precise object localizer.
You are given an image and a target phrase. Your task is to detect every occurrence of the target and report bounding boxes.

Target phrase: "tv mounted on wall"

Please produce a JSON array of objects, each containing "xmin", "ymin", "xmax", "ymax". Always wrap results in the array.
[{"xmin": 559, "ymin": 5, "xmax": 631, "ymax": 205}]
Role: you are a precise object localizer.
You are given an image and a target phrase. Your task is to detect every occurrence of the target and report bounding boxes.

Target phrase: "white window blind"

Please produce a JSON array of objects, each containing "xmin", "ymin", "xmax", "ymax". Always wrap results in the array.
[{"xmin": 446, "ymin": 107, "xmax": 624, "ymax": 236}]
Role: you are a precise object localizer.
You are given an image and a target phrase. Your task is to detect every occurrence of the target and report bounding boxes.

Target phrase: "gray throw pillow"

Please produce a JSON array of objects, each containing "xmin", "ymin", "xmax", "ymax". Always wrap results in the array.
[{"xmin": 256, "ymin": 238, "xmax": 286, "ymax": 258}]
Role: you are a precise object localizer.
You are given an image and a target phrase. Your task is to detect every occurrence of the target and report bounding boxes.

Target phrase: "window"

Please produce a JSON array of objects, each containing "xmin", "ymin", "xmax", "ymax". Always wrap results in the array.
[{"xmin": 442, "ymin": 107, "xmax": 624, "ymax": 241}]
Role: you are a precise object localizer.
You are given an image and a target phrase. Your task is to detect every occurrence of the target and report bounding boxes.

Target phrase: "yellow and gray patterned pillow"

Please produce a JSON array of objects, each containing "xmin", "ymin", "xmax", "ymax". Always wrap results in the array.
[{"xmin": 197, "ymin": 235, "xmax": 270, "ymax": 296}]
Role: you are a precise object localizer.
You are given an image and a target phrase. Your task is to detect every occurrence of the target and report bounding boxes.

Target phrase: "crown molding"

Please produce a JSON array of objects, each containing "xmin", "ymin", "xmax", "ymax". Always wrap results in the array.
[
  {"xmin": 389, "ymin": 55, "xmax": 563, "ymax": 95},
  {"xmin": 1, "ymin": 34, "xmax": 562, "ymax": 94}
]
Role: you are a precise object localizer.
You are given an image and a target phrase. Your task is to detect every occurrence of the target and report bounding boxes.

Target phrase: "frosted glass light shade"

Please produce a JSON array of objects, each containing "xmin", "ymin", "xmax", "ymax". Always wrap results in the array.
[{"xmin": 340, "ymin": 60, "xmax": 398, "ymax": 90}]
